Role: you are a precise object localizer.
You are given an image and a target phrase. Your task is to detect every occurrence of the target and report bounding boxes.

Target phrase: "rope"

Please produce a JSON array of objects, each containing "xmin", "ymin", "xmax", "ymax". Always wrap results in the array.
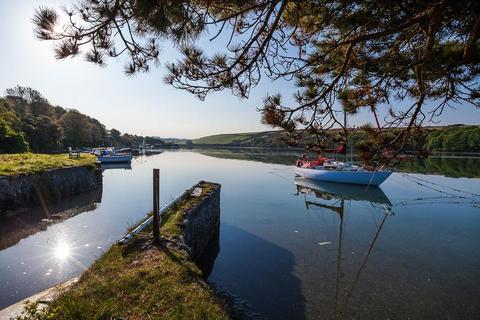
[
  {"xmin": 268, "ymin": 171, "xmax": 295, "ymax": 185},
  {"xmin": 400, "ymin": 173, "xmax": 480, "ymax": 198},
  {"xmin": 393, "ymin": 199, "xmax": 480, "ymax": 207}
]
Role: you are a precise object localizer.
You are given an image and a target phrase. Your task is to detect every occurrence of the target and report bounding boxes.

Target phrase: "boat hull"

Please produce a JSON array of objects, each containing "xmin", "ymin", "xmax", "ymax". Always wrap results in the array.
[
  {"xmin": 294, "ymin": 167, "xmax": 392, "ymax": 186},
  {"xmin": 96, "ymin": 155, "xmax": 132, "ymax": 163}
]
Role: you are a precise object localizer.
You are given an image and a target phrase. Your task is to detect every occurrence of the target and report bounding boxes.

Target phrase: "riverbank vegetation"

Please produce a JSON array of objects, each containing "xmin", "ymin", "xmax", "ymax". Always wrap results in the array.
[
  {"xmin": 13, "ymin": 183, "xmax": 228, "ymax": 320},
  {"xmin": 0, "ymin": 153, "xmax": 97, "ymax": 176},
  {"xmin": 0, "ymin": 86, "xmax": 166, "ymax": 153},
  {"xmin": 14, "ymin": 245, "xmax": 228, "ymax": 320}
]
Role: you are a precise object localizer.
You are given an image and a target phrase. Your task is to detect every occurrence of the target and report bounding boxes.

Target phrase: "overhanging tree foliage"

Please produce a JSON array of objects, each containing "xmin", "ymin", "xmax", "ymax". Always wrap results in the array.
[{"xmin": 33, "ymin": 0, "xmax": 480, "ymax": 165}]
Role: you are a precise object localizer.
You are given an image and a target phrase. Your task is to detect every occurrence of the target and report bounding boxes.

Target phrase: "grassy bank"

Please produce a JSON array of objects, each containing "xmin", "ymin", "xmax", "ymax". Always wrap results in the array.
[
  {"xmin": 0, "ymin": 153, "xmax": 97, "ymax": 176},
  {"xmin": 14, "ymin": 182, "xmax": 228, "ymax": 320}
]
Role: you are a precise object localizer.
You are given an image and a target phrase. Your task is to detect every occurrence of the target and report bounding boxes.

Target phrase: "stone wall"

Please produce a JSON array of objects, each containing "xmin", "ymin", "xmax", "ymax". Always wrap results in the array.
[
  {"xmin": 180, "ymin": 182, "xmax": 221, "ymax": 261},
  {"xmin": 0, "ymin": 166, "xmax": 102, "ymax": 213}
]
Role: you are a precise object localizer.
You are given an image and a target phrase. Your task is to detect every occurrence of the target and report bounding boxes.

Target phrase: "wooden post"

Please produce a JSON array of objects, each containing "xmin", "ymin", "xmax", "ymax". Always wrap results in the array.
[{"xmin": 152, "ymin": 168, "xmax": 160, "ymax": 244}]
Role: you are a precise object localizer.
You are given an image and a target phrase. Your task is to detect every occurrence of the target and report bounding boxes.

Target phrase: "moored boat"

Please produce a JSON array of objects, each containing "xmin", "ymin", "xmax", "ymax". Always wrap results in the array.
[
  {"xmin": 96, "ymin": 154, "xmax": 132, "ymax": 163},
  {"xmin": 92, "ymin": 147, "xmax": 132, "ymax": 163},
  {"xmin": 295, "ymin": 157, "xmax": 392, "ymax": 186}
]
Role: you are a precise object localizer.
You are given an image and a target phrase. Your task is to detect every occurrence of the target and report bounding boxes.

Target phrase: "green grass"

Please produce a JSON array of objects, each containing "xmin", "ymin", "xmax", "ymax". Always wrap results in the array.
[
  {"xmin": 0, "ymin": 153, "xmax": 97, "ymax": 176},
  {"xmin": 159, "ymin": 182, "xmax": 217, "ymax": 237},
  {"xmin": 13, "ymin": 182, "xmax": 228, "ymax": 320},
  {"xmin": 192, "ymin": 132, "xmax": 261, "ymax": 145}
]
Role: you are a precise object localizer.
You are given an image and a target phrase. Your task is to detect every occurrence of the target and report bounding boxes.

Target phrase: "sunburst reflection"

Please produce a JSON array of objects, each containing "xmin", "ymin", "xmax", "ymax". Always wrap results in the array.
[{"xmin": 53, "ymin": 241, "xmax": 72, "ymax": 261}]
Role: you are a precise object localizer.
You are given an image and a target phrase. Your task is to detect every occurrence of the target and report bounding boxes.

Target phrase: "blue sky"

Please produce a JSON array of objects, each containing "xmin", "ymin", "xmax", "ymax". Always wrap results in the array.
[{"xmin": 0, "ymin": 0, "xmax": 478, "ymax": 138}]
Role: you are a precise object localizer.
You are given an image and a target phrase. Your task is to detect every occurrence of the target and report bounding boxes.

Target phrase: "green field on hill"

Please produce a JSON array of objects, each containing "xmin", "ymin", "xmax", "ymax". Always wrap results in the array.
[
  {"xmin": 192, "ymin": 131, "xmax": 290, "ymax": 146},
  {"xmin": 191, "ymin": 125, "xmax": 480, "ymax": 152}
]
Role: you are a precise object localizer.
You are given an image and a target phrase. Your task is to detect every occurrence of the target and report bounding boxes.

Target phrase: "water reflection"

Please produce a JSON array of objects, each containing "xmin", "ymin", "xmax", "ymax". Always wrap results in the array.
[
  {"xmin": 398, "ymin": 156, "xmax": 480, "ymax": 178},
  {"xmin": 0, "ymin": 188, "xmax": 102, "ymax": 252},
  {"xmin": 290, "ymin": 175, "xmax": 480, "ymax": 319},
  {"xmin": 196, "ymin": 229, "xmax": 220, "ymax": 279},
  {"xmin": 295, "ymin": 178, "xmax": 393, "ymax": 207},
  {"xmin": 53, "ymin": 241, "xmax": 72, "ymax": 261},
  {"xmin": 101, "ymin": 163, "xmax": 132, "ymax": 170},
  {"xmin": 295, "ymin": 178, "xmax": 393, "ymax": 319}
]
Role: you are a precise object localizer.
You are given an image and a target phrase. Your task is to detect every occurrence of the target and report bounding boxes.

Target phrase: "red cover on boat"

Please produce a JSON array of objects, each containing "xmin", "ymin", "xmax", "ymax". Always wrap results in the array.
[
  {"xmin": 335, "ymin": 143, "xmax": 346, "ymax": 155},
  {"xmin": 317, "ymin": 143, "xmax": 346, "ymax": 155},
  {"xmin": 325, "ymin": 143, "xmax": 346, "ymax": 154},
  {"xmin": 296, "ymin": 157, "xmax": 330, "ymax": 168}
]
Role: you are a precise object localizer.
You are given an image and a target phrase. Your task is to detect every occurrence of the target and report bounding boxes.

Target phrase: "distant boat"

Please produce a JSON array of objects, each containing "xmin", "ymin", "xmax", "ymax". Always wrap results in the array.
[{"xmin": 92, "ymin": 147, "xmax": 132, "ymax": 164}]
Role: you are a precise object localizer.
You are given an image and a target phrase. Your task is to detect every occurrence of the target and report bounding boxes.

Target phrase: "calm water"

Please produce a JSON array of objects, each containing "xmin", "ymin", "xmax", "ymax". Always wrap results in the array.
[{"xmin": 1, "ymin": 149, "xmax": 479, "ymax": 319}]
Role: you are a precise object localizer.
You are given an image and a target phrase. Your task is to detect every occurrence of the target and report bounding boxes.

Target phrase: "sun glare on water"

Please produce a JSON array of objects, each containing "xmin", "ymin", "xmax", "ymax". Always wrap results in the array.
[{"xmin": 54, "ymin": 242, "xmax": 72, "ymax": 261}]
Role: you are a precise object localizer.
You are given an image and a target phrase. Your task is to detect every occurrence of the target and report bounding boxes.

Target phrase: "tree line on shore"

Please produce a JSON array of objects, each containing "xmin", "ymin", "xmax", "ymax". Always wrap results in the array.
[
  {"xmin": 191, "ymin": 126, "xmax": 480, "ymax": 153},
  {"xmin": 0, "ymin": 86, "xmax": 163, "ymax": 153},
  {"xmin": 422, "ymin": 126, "xmax": 480, "ymax": 153},
  {"xmin": 1, "ymin": 86, "xmax": 477, "ymax": 155}
]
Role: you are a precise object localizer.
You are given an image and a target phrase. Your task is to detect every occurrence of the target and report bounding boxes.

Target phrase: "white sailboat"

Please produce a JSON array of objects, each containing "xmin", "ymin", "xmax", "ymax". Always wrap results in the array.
[
  {"xmin": 294, "ymin": 160, "xmax": 392, "ymax": 186},
  {"xmin": 294, "ymin": 111, "xmax": 392, "ymax": 186}
]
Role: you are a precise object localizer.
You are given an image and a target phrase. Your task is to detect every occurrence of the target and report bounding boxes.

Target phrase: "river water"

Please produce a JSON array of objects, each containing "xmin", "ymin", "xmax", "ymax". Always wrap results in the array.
[{"xmin": 1, "ymin": 149, "xmax": 479, "ymax": 319}]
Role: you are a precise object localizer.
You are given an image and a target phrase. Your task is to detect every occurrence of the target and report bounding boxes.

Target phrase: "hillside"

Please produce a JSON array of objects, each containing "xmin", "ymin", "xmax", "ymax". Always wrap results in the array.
[
  {"xmin": 192, "ymin": 131, "xmax": 290, "ymax": 146},
  {"xmin": 191, "ymin": 125, "xmax": 480, "ymax": 152}
]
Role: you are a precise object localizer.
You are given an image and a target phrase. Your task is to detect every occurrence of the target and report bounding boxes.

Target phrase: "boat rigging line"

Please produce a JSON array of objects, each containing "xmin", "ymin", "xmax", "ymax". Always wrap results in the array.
[{"xmin": 400, "ymin": 173, "xmax": 480, "ymax": 198}]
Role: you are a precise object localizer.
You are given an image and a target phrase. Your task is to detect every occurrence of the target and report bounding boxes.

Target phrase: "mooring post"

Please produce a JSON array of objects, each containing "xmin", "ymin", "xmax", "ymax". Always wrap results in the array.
[{"xmin": 152, "ymin": 168, "xmax": 160, "ymax": 244}]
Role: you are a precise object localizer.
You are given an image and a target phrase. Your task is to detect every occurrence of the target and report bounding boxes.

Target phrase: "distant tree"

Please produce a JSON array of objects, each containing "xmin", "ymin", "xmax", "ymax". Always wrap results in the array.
[
  {"xmin": 33, "ymin": 0, "xmax": 480, "ymax": 165},
  {"xmin": 59, "ymin": 110, "xmax": 92, "ymax": 148},
  {"xmin": 29, "ymin": 115, "xmax": 63, "ymax": 151},
  {"xmin": 30, "ymin": 101, "xmax": 55, "ymax": 118},
  {"xmin": 145, "ymin": 136, "xmax": 165, "ymax": 146},
  {"xmin": 109, "ymin": 128, "xmax": 121, "ymax": 146},
  {"xmin": 0, "ymin": 118, "xmax": 29, "ymax": 153},
  {"xmin": 5, "ymin": 85, "xmax": 47, "ymax": 104},
  {"xmin": 0, "ymin": 98, "xmax": 22, "ymax": 131},
  {"xmin": 89, "ymin": 118, "xmax": 108, "ymax": 146},
  {"xmin": 53, "ymin": 105, "xmax": 66, "ymax": 119},
  {"xmin": 120, "ymin": 133, "xmax": 135, "ymax": 147}
]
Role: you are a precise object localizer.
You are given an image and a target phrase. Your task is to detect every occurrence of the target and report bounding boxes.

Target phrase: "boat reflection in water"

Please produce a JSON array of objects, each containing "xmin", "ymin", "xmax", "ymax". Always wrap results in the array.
[
  {"xmin": 294, "ymin": 178, "xmax": 393, "ymax": 319},
  {"xmin": 295, "ymin": 178, "xmax": 393, "ymax": 207},
  {"xmin": 100, "ymin": 162, "xmax": 132, "ymax": 171}
]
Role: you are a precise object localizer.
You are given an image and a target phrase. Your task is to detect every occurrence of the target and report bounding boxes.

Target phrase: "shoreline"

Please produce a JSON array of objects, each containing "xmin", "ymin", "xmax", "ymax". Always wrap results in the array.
[
  {"xmin": 0, "ymin": 154, "xmax": 101, "ymax": 215},
  {"xmin": 4, "ymin": 181, "xmax": 230, "ymax": 320}
]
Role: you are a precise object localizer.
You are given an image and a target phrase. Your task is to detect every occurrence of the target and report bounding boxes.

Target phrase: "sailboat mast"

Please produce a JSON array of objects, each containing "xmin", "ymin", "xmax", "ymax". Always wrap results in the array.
[{"xmin": 344, "ymin": 110, "xmax": 348, "ymax": 161}]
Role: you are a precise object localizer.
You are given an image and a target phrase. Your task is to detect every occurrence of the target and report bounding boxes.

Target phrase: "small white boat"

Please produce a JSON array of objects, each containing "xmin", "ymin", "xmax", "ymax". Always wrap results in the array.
[
  {"xmin": 294, "ymin": 106, "xmax": 393, "ymax": 186},
  {"xmin": 92, "ymin": 147, "xmax": 132, "ymax": 164},
  {"xmin": 295, "ymin": 158, "xmax": 392, "ymax": 186},
  {"xmin": 97, "ymin": 154, "xmax": 132, "ymax": 163}
]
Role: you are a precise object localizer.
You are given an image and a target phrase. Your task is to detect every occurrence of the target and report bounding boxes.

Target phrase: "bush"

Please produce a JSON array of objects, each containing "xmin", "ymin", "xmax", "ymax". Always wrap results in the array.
[{"xmin": 0, "ymin": 118, "xmax": 29, "ymax": 153}]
